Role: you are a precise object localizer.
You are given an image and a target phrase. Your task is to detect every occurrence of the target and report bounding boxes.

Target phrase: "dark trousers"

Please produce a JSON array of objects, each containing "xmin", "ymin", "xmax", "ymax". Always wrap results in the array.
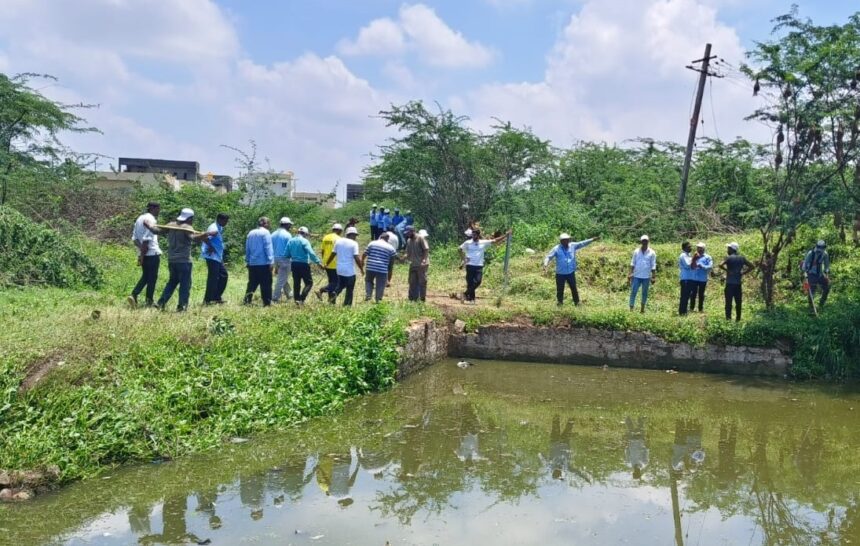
[
  {"xmin": 158, "ymin": 262, "xmax": 192, "ymax": 310},
  {"xmin": 335, "ymin": 274, "xmax": 356, "ymax": 306},
  {"xmin": 408, "ymin": 265, "xmax": 428, "ymax": 302},
  {"xmin": 807, "ymin": 274, "xmax": 830, "ymax": 308},
  {"xmin": 365, "ymin": 271, "xmax": 388, "ymax": 302},
  {"xmin": 244, "ymin": 265, "xmax": 273, "ymax": 306},
  {"xmin": 204, "ymin": 259, "xmax": 228, "ymax": 303},
  {"xmin": 132, "ymin": 255, "xmax": 160, "ymax": 304},
  {"xmin": 679, "ymin": 280, "xmax": 695, "ymax": 315},
  {"xmin": 688, "ymin": 281, "xmax": 706, "ymax": 312},
  {"xmin": 555, "ymin": 272, "xmax": 580, "ymax": 305},
  {"xmin": 465, "ymin": 265, "xmax": 483, "ymax": 301},
  {"xmin": 291, "ymin": 262, "xmax": 313, "ymax": 302},
  {"xmin": 725, "ymin": 284, "xmax": 742, "ymax": 321},
  {"xmin": 322, "ymin": 268, "xmax": 339, "ymax": 301}
]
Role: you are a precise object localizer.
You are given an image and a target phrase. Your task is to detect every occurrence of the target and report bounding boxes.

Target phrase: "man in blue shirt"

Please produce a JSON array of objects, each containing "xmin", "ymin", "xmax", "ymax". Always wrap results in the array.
[
  {"xmin": 369, "ymin": 204, "xmax": 379, "ymax": 239},
  {"xmin": 379, "ymin": 208, "xmax": 392, "ymax": 233},
  {"xmin": 286, "ymin": 226, "xmax": 324, "ymax": 304},
  {"xmin": 392, "ymin": 208, "xmax": 404, "ymax": 228},
  {"xmin": 802, "ymin": 240, "xmax": 831, "ymax": 310},
  {"xmin": 202, "ymin": 213, "xmax": 230, "ymax": 305},
  {"xmin": 543, "ymin": 233, "xmax": 599, "ymax": 306},
  {"xmin": 688, "ymin": 242, "xmax": 713, "ymax": 312},
  {"xmin": 271, "ymin": 217, "xmax": 293, "ymax": 303},
  {"xmin": 244, "ymin": 217, "xmax": 274, "ymax": 306},
  {"xmin": 678, "ymin": 241, "xmax": 694, "ymax": 315}
]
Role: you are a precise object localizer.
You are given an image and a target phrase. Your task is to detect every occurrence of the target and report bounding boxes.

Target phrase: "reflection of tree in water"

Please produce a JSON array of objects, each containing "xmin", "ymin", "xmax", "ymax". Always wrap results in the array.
[
  {"xmin": 370, "ymin": 401, "xmax": 543, "ymax": 525},
  {"xmin": 138, "ymin": 495, "xmax": 204, "ymax": 545},
  {"xmin": 793, "ymin": 425, "xmax": 824, "ymax": 487}
]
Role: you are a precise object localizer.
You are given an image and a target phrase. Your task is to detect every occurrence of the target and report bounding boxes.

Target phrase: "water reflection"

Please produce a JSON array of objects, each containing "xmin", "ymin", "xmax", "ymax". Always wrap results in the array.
[{"xmin": 3, "ymin": 361, "xmax": 859, "ymax": 546}]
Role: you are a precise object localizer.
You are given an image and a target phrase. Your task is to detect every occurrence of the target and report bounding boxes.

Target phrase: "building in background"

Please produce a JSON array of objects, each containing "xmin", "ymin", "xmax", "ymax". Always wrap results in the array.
[
  {"xmin": 202, "ymin": 172, "xmax": 234, "ymax": 194},
  {"xmin": 346, "ymin": 183, "xmax": 364, "ymax": 202},
  {"xmin": 91, "ymin": 171, "xmax": 183, "ymax": 193},
  {"xmin": 293, "ymin": 191, "xmax": 336, "ymax": 208},
  {"xmin": 118, "ymin": 158, "xmax": 200, "ymax": 182}
]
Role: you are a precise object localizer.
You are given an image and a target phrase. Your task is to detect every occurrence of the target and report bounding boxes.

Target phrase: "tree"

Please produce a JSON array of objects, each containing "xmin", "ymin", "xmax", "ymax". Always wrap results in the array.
[
  {"xmin": 741, "ymin": 9, "xmax": 860, "ymax": 308},
  {"xmin": 0, "ymin": 73, "xmax": 97, "ymax": 206}
]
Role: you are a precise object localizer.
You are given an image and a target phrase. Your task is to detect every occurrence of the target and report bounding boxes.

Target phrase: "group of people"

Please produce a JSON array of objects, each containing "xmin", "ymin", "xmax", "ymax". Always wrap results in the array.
[{"xmin": 130, "ymin": 202, "xmax": 834, "ymax": 318}]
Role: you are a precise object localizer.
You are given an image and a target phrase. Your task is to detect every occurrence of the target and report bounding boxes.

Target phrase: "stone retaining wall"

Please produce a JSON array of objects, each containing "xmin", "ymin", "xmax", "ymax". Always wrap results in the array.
[
  {"xmin": 446, "ymin": 324, "xmax": 790, "ymax": 377},
  {"xmin": 397, "ymin": 319, "xmax": 449, "ymax": 379}
]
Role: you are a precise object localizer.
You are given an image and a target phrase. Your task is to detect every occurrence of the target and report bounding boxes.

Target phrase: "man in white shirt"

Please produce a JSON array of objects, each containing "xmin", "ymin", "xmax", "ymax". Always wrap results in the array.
[
  {"xmin": 129, "ymin": 202, "xmax": 162, "ymax": 308},
  {"xmin": 628, "ymin": 234, "xmax": 657, "ymax": 313},
  {"xmin": 326, "ymin": 227, "xmax": 364, "ymax": 306},
  {"xmin": 458, "ymin": 228, "xmax": 510, "ymax": 303}
]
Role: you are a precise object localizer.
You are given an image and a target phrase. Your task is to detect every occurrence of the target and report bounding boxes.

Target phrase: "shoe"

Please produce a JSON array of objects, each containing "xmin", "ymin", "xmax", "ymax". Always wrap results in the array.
[
  {"xmin": 127, "ymin": 295, "xmax": 138, "ymax": 309},
  {"xmin": 176, "ymin": 306, "xmax": 187, "ymax": 312},
  {"xmin": 155, "ymin": 302, "xmax": 166, "ymax": 311}
]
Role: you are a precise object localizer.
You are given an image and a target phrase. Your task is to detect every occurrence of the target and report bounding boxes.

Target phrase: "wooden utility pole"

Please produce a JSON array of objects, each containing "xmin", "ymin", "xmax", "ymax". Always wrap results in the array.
[{"xmin": 678, "ymin": 43, "xmax": 716, "ymax": 210}]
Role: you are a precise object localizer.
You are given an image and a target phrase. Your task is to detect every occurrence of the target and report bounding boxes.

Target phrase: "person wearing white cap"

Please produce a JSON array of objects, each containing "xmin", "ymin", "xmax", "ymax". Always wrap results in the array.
[
  {"xmin": 271, "ymin": 217, "xmax": 293, "ymax": 303},
  {"xmin": 801, "ymin": 240, "xmax": 831, "ymax": 310},
  {"xmin": 403, "ymin": 225, "xmax": 429, "ymax": 302},
  {"xmin": 628, "ymin": 235, "xmax": 657, "ymax": 313},
  {"xmin": 719, "ymin": 242, "xmax": 754, "ymax": 321},
  {"xmin": 688, "ymin": 242, "xmax": 713, "ymax": 312},
  {"xmin": 202, "ymin": 213, "xmax": 230, "ymax": 305},
  {"xmin": 678, "ymin": 241, "xmax": 695, "ymax": 316},
  {"xmin": 244, "ymin": 217, "xmax": 275, "ymax": 306},
  {"xmin": 326, "ymin": 226, "xmax": 364, "ymax": 306},
  {"xmin": 418, "ymin": 229, "xmax": 429, "ymax": 239},
  {"xmin": 286, "ymin": 226, "xmax": 323, "ymax": 304},
  {"xmin": 317, "ymin": 223, "xmax": 343, "ymax": 303},
  {"xmin": 458, "ymin": 227, "xmax": 511, "ymax": 303},
  {"xmin": 542, "ymin": 232, "xmax": 599, "ymax": 306},
  {"xmin": 156, "ymin": 208, "xmax": 209, "ymax": 311}
]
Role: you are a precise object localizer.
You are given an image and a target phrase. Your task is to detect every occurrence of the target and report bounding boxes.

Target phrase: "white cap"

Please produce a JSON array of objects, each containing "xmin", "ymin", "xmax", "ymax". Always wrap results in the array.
[
  {"xmin": 559, "ymin": 233, "xmax": 571, "ymax": 240},
  {"xmin": 696, "ymin": 241, "xmax": 706, "ymax": 248},
  {"xmin": 372, "ymin": 203, "xmax": 378, "ymax": 207},
  {"xmin": 640, "ymin": 234, "xmax": 649, "ymax": 242},
  {"xmin": 816, "ymin": 239, "xmax": 826, "ymax": 248},
  {"xmin": 465, "ymin": 228, "xmax": 473, "ymax": 237},
  {"xmin": 298, "ymin": 226, "xmax": 309, "ymax": 235},
  {"xmin": 418, "ymin": 229, "xmax": 429, "ymax": 238},
  {"xmin": 279, "ymin": 216, "xmax": 292, "ymax": 225},
  {"xmin": 727, "ymin": 242, "xmax": 739, "ymax": 251},
  {"xmin": 346, "ymin": 226, "xmax": 358, "ymax": 236},
  {"xmin": 332, "ymin": 223, "xmax": 343, "ymax": 231},
  {"xmin": 176, "ymin": 208, "xmax": 194, "ymax": 222}
]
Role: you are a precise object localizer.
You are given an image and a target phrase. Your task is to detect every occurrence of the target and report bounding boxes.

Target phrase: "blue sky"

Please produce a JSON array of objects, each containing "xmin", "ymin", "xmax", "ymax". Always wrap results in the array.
[{"xmin": 0, "ymin": 0, "xmax": 857, "ymax": 199}]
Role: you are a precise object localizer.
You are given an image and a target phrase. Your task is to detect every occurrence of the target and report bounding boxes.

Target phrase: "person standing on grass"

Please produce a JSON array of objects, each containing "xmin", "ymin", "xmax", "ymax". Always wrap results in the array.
[
  {"xmin": 678, "ymin": 241, "xmax": 694, "ymax": 316},
  {"xmin": 379, "ymin": 208, "xmax": 393, "ymax": 235},
  {"xmin": 404, "ymin": 226, "xmax": 430, "ymax": 302},
  {"xmin": 286, "ymin": 226, "xmax": 324, "ymax": 305},
  {"xmin": 156, "ymin": 208, "xmax": 209, "ymax": 312},
  {"xmin": 802, "ymin": 240, "xmax": 831, "ymax": 310},
  {"xmin": 271, "ymin": 217, "xmax": 293, "ymax": 304},
  {"xmin": 317, "ymin": 223, "xmax": 343, "ymax": 303},
  {"xmin": 327, "ymin": 226, "xmax": 363, "ymax": 306},
  {"xmin": 542, "ymin": 233, "xmax": 599, "ymax": 307},
  {"xmin": 369, "ymin": 204, "xmax": 379, "ymax": 240},
  {"xmin": 202, "ymin": 213, "xmax": 230, "ymax": 305},
  {"xmin": 129, "ymin": 202, "xmax": 162, "ymax": 308},
  {"xmin": 363, "ymin": 232, "xmax": 397, "ymax": 302},
  {"xmin": 244, "ymin": 217, "xmax": 274, "ymax": 306},
  {"xmin": 719, "ymin": 242, "xmax": 755, "ymax": 321},
  {"xmin": 458, "ymin": 228, "xmax": 511, "ymax": 304},
  {"xmin": 628, "ymin": 235, "xmax": 657, "ymax": 313},
  {"xmin": 688, "ymin": 242, "xmax": 712, "ymax": 312}
]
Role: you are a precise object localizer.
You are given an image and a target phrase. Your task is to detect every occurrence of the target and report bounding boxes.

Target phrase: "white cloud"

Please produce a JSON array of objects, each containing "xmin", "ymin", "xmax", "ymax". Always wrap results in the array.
[
  {"xmin": 461, "ymin": 0, "xmax": 768, "ymax": 147},
  {"xmin": 337, "ymin": 18, "xmax": 406, "ymax": 56},
  {"xmin": 338, "ymin": 3, "xmax": 495, "ymax": 69}
]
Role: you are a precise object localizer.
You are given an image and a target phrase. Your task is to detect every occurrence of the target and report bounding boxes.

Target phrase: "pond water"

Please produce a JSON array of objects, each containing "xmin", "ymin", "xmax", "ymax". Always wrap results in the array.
[{"xmin": 3, "ymin": 360, "xmax": 860, "ymax": 546}]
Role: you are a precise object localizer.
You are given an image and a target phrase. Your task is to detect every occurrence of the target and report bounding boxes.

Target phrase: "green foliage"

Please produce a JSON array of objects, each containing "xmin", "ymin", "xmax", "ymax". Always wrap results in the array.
[
  {"xmin": 0, "ymin": 305, "xmax": 407, "ymax": 481},
  {"xmin": 0, "ymin": 205, "xmax": 102, "ymax": 288}
]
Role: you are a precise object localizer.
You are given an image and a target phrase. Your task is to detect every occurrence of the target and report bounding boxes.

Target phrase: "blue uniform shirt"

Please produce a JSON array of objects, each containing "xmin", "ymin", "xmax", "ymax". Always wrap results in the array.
[
  {"xmin": 369, "ymin": 210, "xmax": 378, "ymax": 228},
  {"xmin": 392, "ymin": 213, "xmax": 404, "ymax": 226},
  {"xmin": 543, "ymin": 239, "xmax": 595, "ymax": 275},
  {"xmin": 380, "ymin": 214, "xmax": 392, "ymax": 231},
  {"xmin": 272, "ymin": 228, "xmax": 292, "ymax": 259},
  {"xmin": 286, "ymin": 236, "xmax": 322, "ymax": 265},
  {"xmin": 691, "ymin": 253, "xmax": 713, "ymax": 282},
  {"xmin": 245, "ymin": 227, "xmax": 274, "ymax": 266},
  {"xmin": 678, "ymin": 252, "xmax": 694, "ymax": 281},
  {"xmin": 201, "ymin": 222, "xmax": 224, "ymax": 262}
]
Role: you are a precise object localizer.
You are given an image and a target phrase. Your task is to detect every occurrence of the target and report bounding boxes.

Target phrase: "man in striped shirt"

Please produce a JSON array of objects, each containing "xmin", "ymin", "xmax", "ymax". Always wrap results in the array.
[{"xmin": 362, "ymin": 232, "xmax": 397, "ymax": 302}]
